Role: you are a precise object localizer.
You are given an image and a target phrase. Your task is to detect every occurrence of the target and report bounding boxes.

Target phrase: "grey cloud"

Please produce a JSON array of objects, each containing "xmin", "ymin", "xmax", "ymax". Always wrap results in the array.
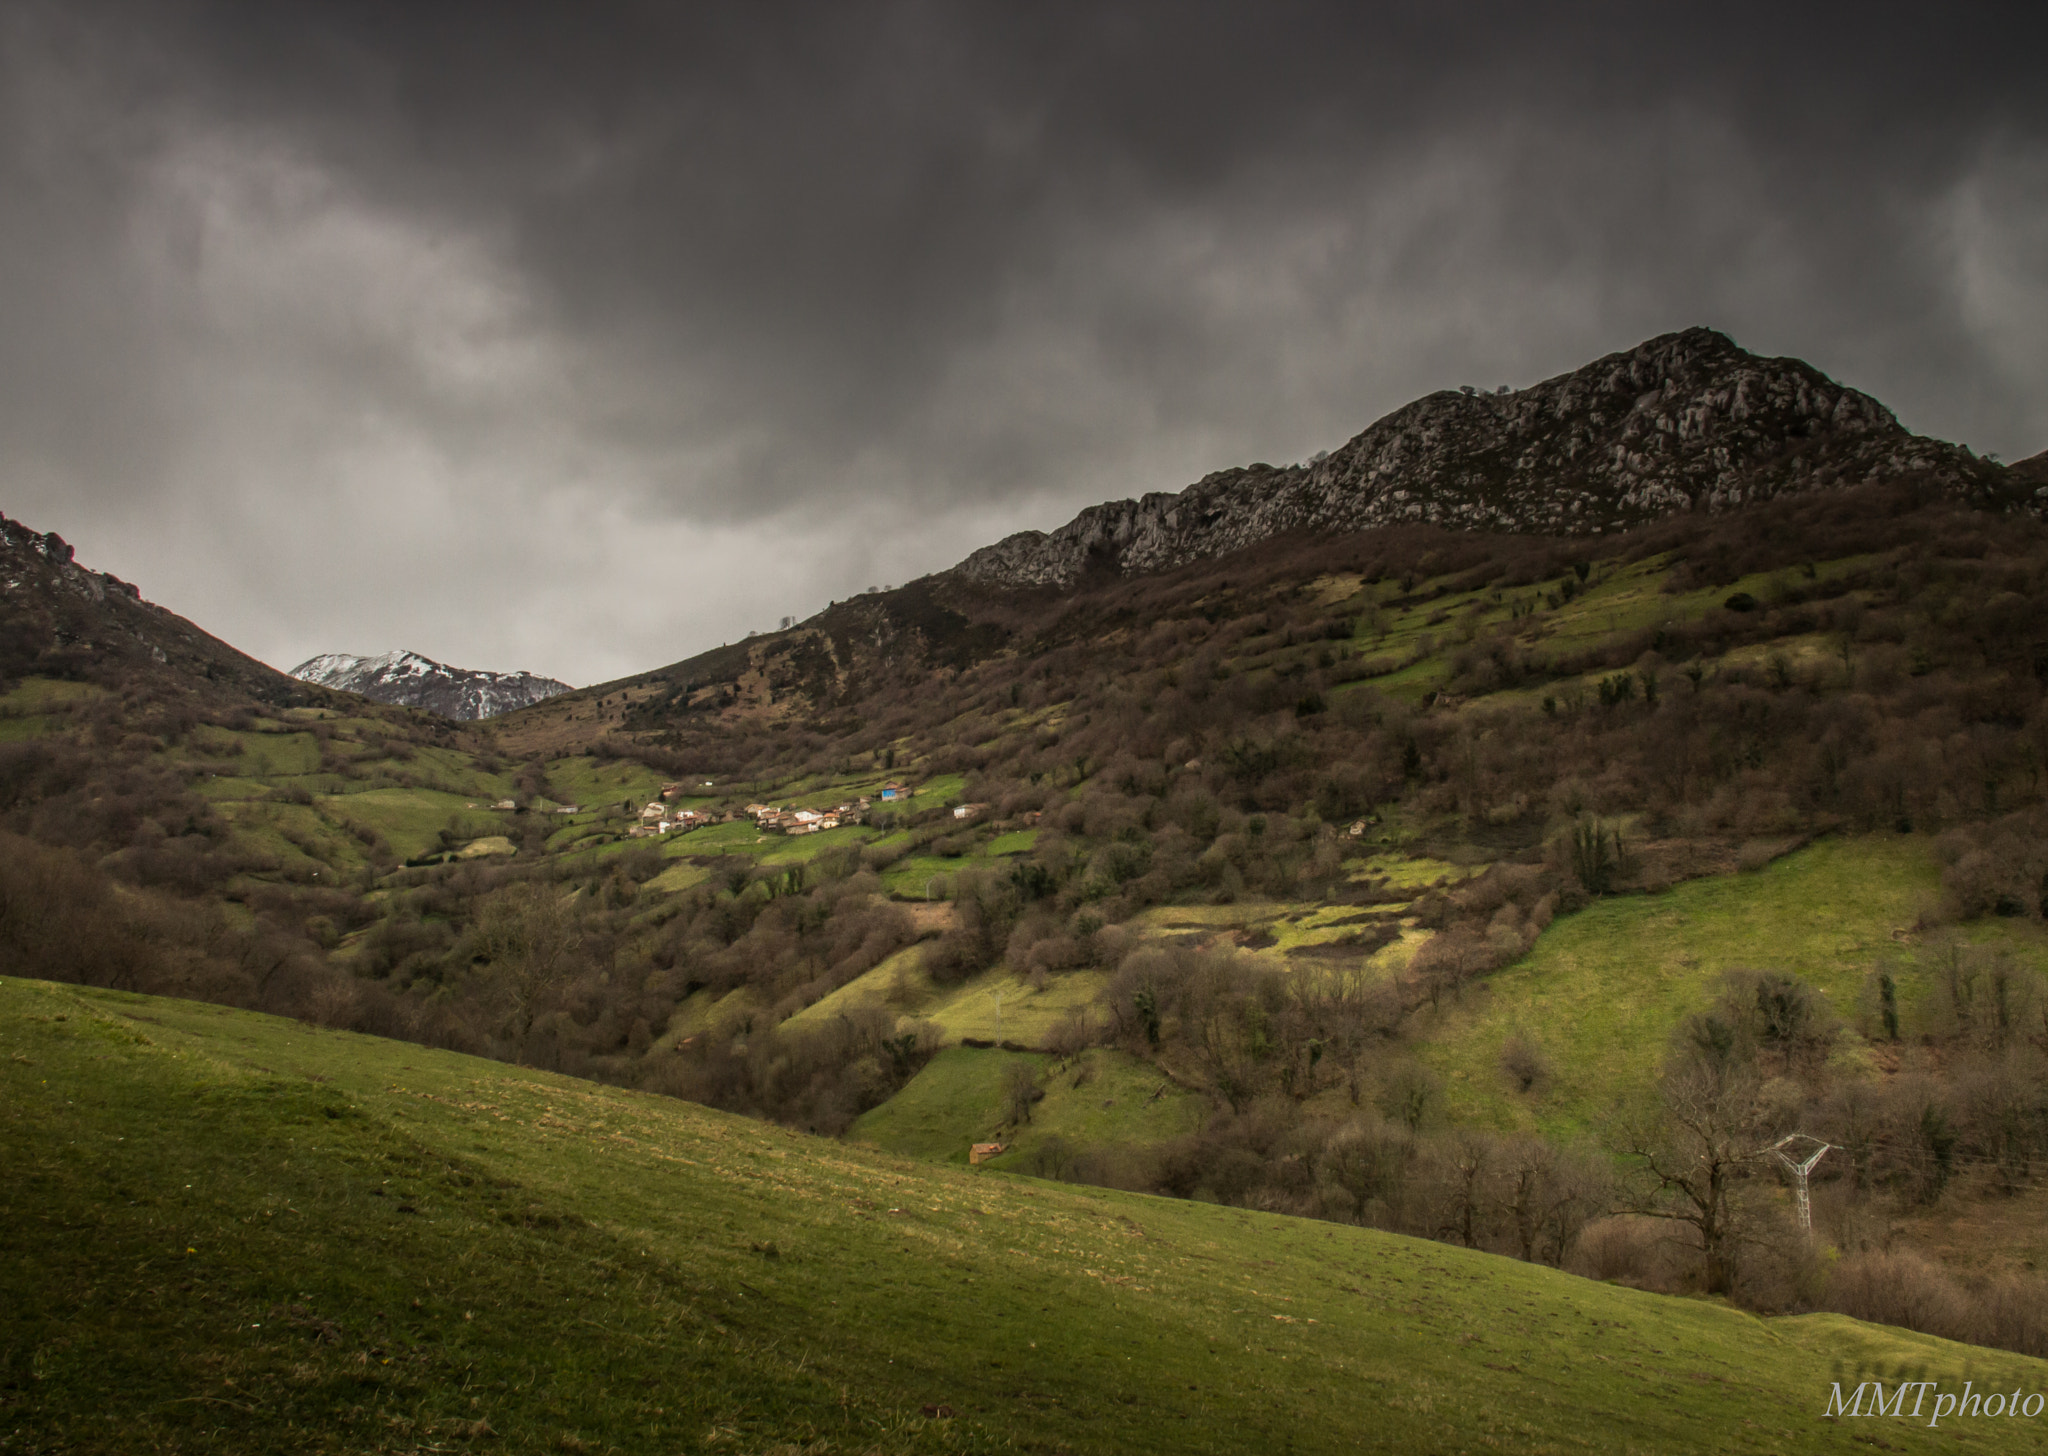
[{"xmin": 1, "ymin": 0, "xmax": 2044, "ymax": 684}]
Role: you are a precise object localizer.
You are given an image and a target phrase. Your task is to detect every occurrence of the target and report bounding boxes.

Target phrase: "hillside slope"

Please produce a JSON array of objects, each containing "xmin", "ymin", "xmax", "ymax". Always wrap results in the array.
[
  {"xmin": 0, "ymin": 511, "xmax": 312, "ymax": 705},
  {"xmin": 8, "ymin": 975, "xmax": 2044, "ymax": 1456},
  {"xmin": 495, "ymin": 331, "xmax": 2035, "ymax": 751}
]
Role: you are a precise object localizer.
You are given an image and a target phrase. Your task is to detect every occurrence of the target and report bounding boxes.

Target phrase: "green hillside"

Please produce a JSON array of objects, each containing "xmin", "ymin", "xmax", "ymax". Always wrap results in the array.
[
  {"xmin": 8, "ymin": 975, "xmax": 2045, "ymax": 1455},
  {"xmin": 852, "ymin": 1045, "xmax": 1203, "ymax": 1166},
  {"xmin": 1418, "ymin": 837, "xmax": 2048, "ymax": 1137}
]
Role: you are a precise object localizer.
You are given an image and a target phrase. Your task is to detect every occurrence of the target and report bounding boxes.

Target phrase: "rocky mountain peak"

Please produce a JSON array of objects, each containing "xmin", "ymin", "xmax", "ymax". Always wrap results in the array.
[{"xmin": 955, "ymin": 328, "xmax": 2008, "ymax": 590}]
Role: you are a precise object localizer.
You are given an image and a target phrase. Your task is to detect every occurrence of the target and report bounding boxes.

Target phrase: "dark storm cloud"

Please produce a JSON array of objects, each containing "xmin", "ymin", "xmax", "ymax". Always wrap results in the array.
[{"xmin": 2, "ymin": 0, "xmax": 2044, "ymax": 682}]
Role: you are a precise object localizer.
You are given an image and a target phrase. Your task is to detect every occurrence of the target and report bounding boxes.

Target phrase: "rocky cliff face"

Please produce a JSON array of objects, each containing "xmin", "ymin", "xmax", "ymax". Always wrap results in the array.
[
  {"xmin": 290, "ymin": 650, "xmax": 569, "ymax": 720},
  {"xmin": 2008, "ymin": 449, "xmax": 2048, "ymax": 492},
  {"xmin": 957, "ymin": 328, "xmax": 2017, "ymax": 589}
]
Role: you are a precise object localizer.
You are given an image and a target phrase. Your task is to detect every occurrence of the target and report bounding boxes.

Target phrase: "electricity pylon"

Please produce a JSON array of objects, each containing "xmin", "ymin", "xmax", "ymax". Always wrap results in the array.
[{"xmin": 1768, "ymin": 1133, "xmax": 1833, "ymax": 1235}]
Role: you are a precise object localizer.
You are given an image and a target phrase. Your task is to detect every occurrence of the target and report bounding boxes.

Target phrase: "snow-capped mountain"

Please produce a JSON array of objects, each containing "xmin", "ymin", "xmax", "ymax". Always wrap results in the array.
[{"xmin": 289, "ymin": 650, "xmax": 570, "ymax": 720}]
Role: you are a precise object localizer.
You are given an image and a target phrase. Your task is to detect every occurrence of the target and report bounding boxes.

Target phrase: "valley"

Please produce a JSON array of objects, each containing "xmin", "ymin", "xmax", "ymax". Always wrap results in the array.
[{"xmin": 6, "ymin": 330, "xmax": 2048, "ymax": 1448}]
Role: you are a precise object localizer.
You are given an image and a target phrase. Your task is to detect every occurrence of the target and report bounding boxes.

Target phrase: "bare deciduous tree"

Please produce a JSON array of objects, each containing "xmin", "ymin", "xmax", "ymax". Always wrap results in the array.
[
  {"xmin": 475, "ymin": 881, "xmax": 584, "ymax": 1049},
  {"xmin": 1431, "ymin": 1130, "xmax": 1493, "ymax": 1248},
  {"xmin": 1003, "ymin": 1058, "xmax": 1043, "ymax": 1126},
  {"xmin": 1494, "ymin": 1136, "xmax": 1609, "ymax": 1267},
  {"xmin": 1616, "ymin": 1060, "xmax": 1771, "ymax": 1295}
]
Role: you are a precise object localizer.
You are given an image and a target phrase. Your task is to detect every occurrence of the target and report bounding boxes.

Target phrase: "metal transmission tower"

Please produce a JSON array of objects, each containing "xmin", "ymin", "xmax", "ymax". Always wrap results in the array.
[{"xmin": 1769, "ymin": 1134, "xmax": 1833, "ymax": 1235}]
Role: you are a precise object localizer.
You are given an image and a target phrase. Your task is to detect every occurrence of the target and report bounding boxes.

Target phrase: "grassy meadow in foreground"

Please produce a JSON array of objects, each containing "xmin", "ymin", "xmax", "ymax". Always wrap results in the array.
[{"xmin": 6, "ymin": 976, "xmax": 2048, "ymax": 1456}]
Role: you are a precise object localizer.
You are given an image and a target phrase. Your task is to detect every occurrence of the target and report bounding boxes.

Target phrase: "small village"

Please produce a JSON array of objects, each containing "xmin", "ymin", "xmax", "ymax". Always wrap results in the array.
[
  {"xmin": 471, "ymin": 777, "xmax": 1016, "ymax": 846},
  {"xmin": 625, "ymin": 779, "xmax": 943, "ymax": 838}
]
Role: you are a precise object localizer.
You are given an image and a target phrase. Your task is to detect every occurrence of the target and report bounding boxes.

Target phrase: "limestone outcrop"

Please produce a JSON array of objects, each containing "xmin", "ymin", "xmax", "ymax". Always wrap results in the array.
[{"xmin": 957, "ymin": 328, "xmax": 2015, "ymax": 588}]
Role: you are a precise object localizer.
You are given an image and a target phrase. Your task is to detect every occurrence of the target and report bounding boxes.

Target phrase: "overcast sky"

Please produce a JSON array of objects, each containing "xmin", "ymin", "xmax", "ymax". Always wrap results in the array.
[{"xmin": 3, "ymin": 1, "xmax": 2044, "ymax": 686}]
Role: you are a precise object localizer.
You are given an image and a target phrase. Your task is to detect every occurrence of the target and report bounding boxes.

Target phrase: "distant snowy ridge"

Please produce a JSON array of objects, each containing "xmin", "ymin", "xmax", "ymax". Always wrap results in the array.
[{"xmin": 289, "ymin": 650, "xmax": 570, "ymax": 720}]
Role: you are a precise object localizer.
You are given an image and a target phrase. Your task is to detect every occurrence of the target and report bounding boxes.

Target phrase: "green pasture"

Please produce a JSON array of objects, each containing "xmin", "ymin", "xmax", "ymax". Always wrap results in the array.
[
  {"xmin": 315, "ymin": 788, "xmax": 506, "ymax": 861},
  {"xmin": 1127, "ymin": 899, "xmax": 1415, "ymax": 976},
  {"xmin": 541, "ymin": 755, "xmax": 668, "ymax": 812},
  {"xmin": 0, "ymin": 712, "xmax": 62, "ymax": 741},
  {"xmin": 921, "ymin": 967, "xmax": 1110, "ymax": 1045},
  {"xmin": 850, "ymin": 1043, "xmax": 1203, "ymax": 1169},
  {"xmin": 206, "ymin": 728, "xmax": 324, "ymax": 777},
  {"xmin": 1419, "ymin": 836, "xmax": 2048, "ymax": 1138},
  {"xmin": 542, "ymin": 818, "xmax": 611, "ymax": 852},
  {"xmin": 881, "ymin": 854, "xmax": 970, "ymax": 899},
  {"xmin": 215, "ymin": 800, "xmax": 370, "ymax": 873},
  {"xmin": 989, "ymin": 1046, "xmax": 1207, "ymax": 1168},
  {"xmin": 783, "ymin": 945, "xmax": 928, "ymax": 1029},
  {"xmin": 850, "ymin": 1044, "xmax": 1043, "ymax": 1160},
  {"xmin": 755, "ymin": 822, "xmax": 873, "ymax": 865},
  {"xmin": 212, "ymin": 808, "xmax": 340, "ymax": 876},
  {"xmin": 190, "ymin": 773, "xmax": 279, "ymax": 801},
  {"xmin": 551, "ymin": 836, "xmax": 679, "ymax": 874},
  {"xmin": 909, "ymin": 771, "xmax": 968, "ymax": 805},
  {"xmin": 402, "ymin": 743, "xmax": 510, "ymax": 798},
  {"xmin": 657, "ymin": 985, "xmax": 761, "ymax": 1047},
  {"xmin": 1321, "ymin": 548, "xmax": 1890, "ymax": 711},
  {"xmin": 787, "ymin": 953, "xmax": 1109, "ymax": 1051},
  {"xmin": 1130, "ymin": 903, "xmax": 1273, "ymax": 931},
  {"xmin": 644, "ymin": 859, "xmax": 711, "ymax": 894},
  {"xmin": 0, "ymin": 675, "xmax": 104, "ymax": 711},
  {"xmin": 1649, "ymin": 554, "xmax": 1886, "ymax": 635},
  {"xmin": 1354, "ymin": 653, "xmax": 1452, "ymax": 701},
  {"xmin": 9, "ymin": 976, "xmax": 2045, "ymax": 1455},
  {"xmin": 1354, "ymin": 851, "xmax": 1463, "ymax": 889}
]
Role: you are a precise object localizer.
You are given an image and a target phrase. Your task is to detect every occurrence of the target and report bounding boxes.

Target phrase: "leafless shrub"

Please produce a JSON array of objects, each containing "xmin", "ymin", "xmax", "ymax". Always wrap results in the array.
[
  {"xmin": 1499, "ymin": 1032, "xmax": 1551, "ymax": 1094},
  {"xmin": 1046, "ymin": 1007, "xmax": 1097, "ymax": 1058},
  {"xmin": 1821, "ymin": 1250, "xmax": 1975, "ymax": 1343},
  {"xmin": 1569, "ymin": 1215, "xmax": 1693, "ymax": 1289}
]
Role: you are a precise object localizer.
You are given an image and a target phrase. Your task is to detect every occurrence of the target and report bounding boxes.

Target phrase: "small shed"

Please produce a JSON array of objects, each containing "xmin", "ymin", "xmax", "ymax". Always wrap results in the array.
[{"xmin": 969, "ymin": 1142, "xmax": 1007, "ymax": 1165}]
